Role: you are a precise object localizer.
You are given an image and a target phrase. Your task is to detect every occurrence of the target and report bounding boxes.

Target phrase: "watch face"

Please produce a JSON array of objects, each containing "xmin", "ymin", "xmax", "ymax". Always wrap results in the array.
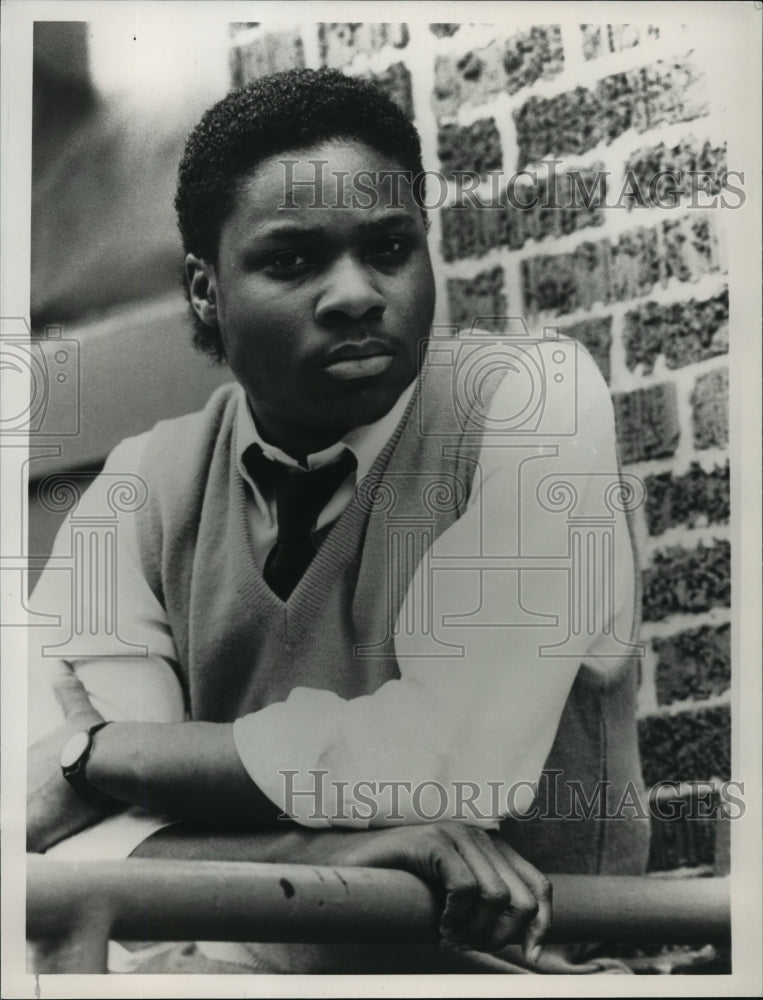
[{"xmin": 60, "ymin": 731, "xmax": 90, "ymax": 769}]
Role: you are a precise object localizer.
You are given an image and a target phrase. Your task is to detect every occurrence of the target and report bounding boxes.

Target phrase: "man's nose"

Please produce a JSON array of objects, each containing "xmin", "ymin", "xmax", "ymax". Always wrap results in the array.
[{"xmin": 314, "ymin": 256, "xmax": 386, "ymax": 325}]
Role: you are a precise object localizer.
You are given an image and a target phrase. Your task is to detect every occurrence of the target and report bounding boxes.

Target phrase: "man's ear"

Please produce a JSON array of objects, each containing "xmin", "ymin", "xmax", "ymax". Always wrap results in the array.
[{"xmin": 185, "ymin": 254, "xmax": 219, "ymax": 327}]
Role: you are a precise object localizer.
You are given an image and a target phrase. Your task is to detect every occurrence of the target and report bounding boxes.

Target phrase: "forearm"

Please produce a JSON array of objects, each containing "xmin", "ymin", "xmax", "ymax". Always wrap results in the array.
[
  {"xmin": 87, "ymin": 721, "xmax": 280, "ymax": 827},
  {"xmin": 131, "ymin": 823, "xmax": 374, "ymax": 866}
]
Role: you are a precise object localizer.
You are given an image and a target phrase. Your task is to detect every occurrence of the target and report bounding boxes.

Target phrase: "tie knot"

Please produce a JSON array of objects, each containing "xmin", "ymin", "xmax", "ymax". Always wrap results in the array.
[
  {"xmin": 243, "ymin": 445, "xmax": 356, "ymax": 601},
  {"xmin": 244, "ymin": 444, "xmax": 357, "ymax": 540}
]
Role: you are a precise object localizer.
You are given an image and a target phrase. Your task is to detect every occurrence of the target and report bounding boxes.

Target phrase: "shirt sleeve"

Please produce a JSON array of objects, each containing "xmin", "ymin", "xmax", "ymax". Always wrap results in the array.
[
  {"xmin": 28, "ymin": 432, "xmax": 187, "ymax": 744},
  {"xmin": 233, "ymin": 342, "xmax": 637, "ymax": 829}
]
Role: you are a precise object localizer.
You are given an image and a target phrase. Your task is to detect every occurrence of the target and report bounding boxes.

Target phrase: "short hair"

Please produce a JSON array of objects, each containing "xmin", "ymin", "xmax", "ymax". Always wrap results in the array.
[{"xmin": 175, "ymin": 68, "xmax": 426, "ymax": 362}]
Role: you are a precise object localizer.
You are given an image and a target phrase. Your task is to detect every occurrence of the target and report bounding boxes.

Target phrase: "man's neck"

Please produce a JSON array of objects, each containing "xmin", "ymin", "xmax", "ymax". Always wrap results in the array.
[{"xmin": 246, "ymin": 401, "xmax": 349, "ymax": 465}]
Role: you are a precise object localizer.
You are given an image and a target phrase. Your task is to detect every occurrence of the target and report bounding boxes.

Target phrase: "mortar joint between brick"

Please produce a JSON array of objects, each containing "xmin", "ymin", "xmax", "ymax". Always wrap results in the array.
[
  {"xmin": 636, "ymin": 689, "xmax": 731, "ymax": 720},
  {"xmin": 639, "ymin": 606, "xmax": 732, "ymax": 642}
]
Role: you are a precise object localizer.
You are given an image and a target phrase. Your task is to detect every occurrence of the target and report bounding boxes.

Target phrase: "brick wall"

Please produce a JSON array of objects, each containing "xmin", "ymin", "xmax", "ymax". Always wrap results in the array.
[{"xmin": 228, "ymin": 19, "xmax": 732, "ymax": 966}]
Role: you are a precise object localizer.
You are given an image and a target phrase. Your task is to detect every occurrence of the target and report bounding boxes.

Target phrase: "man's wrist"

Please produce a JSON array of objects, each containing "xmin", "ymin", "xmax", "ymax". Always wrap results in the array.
[{"xmin": 60, "ymin": 721, "xmax": 121, "ymax": 810}]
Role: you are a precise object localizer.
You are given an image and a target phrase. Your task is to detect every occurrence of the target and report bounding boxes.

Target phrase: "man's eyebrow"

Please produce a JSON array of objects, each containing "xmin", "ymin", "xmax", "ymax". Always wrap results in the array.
[
  {"xmin": 253, "ymin": 214, "xmax": 420, "ymax": 242},
  {"xmin": 356, "ymin": 214, "xmax": 420, "ymax": 235}
]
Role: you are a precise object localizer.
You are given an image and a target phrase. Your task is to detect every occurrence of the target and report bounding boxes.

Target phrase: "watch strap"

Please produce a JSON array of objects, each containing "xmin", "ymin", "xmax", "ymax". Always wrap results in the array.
[{"xmin": 61, "ymin": 721, "xmax": 121, "ymax": 811}]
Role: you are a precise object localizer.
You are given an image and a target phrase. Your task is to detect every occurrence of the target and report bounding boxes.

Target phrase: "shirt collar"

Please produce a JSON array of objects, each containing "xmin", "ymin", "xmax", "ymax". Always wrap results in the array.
[{"xmin": 234, "ymin": 380, "xmax": 416, "ymax": 497}]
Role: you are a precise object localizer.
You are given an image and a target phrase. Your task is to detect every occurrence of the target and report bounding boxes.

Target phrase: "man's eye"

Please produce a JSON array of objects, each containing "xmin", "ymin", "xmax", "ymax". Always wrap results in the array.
[
  {"xmin": 265, "ymin": 251, "xmax": 309, "ymax": 274},
  {"xmin": 368, "ymin": 237, "xmax": 410, "ymax": 262}
]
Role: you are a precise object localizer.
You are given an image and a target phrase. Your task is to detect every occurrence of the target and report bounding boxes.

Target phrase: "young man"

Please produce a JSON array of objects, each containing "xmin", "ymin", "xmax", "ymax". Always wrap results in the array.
[{"xmin": 28, "ymin": 69, "xmax": 648, "ymax": 974}]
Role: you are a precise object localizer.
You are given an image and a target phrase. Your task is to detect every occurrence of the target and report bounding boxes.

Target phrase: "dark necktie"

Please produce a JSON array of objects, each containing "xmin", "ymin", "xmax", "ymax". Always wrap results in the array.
[{"xmin": 244, "ymin": 444, "xmax": 357, "ymax": 600}]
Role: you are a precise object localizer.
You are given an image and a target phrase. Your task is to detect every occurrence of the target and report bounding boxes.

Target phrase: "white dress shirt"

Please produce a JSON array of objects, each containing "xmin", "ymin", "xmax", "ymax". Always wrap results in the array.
[{"xmin": 28, "ymin": 341, "xmax": 636, "ymax": 855}]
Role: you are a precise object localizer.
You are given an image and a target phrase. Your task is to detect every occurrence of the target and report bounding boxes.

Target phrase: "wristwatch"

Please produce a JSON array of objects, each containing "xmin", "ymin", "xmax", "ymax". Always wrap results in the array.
[{"xmin": 59, "ymin": 721, "xmax": 119, "ymax": 810}]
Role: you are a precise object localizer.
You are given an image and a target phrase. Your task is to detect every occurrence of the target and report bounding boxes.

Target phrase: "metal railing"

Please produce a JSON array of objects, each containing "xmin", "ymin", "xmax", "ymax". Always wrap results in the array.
[{"xmin": 27, "ymin": 856, "xmax": 731, "ymax": 973}]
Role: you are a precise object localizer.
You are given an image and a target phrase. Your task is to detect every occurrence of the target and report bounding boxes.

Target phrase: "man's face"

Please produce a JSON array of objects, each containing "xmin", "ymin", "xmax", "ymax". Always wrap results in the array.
[{"xmin": 189, "ymin": 140, "xmax": 435, "ymax": 457}]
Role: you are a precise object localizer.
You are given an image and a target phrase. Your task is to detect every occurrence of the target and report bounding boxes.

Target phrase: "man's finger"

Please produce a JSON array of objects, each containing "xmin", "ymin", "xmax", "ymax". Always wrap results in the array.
[
  {"xmin": 460, "ymin": 828, "xmax": 541, "ymax": 954},
  {"xmin": 52, "ymin": 667, "xmax": 98, "ymax": 719},
  {"xmin": 439, "ymin": 827, "xmax": 516, "ymax": 950},
  {"xmin": 428, "ymin": 830, "xmax": 480, "ymax": 943},
  {"xmin": 494, "ymin": 838, "xmax": 553, "ymax": 963}
]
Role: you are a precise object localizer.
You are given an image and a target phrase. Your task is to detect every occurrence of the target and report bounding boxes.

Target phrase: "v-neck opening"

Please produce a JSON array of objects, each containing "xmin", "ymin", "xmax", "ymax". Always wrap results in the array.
[{"xmin": 231, "ymin": 376, "xmax": 425, "ymax": 643}]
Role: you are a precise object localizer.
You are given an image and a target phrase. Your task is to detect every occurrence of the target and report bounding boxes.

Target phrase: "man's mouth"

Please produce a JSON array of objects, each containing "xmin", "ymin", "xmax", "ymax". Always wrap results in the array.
[{"xmin": 322, "ymin": 341, "xmax": 395, "ymax": 380}]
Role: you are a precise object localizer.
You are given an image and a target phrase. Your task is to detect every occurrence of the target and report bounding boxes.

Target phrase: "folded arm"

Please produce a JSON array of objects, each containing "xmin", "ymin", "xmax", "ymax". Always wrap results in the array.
[
  {"xmin": 31, "ymin": 668, "xmax": 550, "ymax": 958},
  {"xmin": 27, "ymin": 665, "xmax": 278, "ymax": 856}
]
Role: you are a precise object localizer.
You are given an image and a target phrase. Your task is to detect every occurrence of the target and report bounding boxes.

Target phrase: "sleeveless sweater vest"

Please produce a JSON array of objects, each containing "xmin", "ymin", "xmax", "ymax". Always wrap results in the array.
[{"xmin": 136, "ymin": 359, "xmax": 649, "ymax": 875}]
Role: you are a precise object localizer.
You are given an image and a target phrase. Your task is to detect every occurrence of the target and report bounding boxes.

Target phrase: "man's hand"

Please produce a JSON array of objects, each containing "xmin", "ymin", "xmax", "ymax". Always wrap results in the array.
[
  {"xmin": 27, "ymin": 665, "xmax": 114, "ymax": 854},
  {"xmin": 335, "ymin": 822, "xmax": 551, "ymax": 961},
  {"xmin": 136, "ymin": 821, "xmax": 551, "ymax": 961}
]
